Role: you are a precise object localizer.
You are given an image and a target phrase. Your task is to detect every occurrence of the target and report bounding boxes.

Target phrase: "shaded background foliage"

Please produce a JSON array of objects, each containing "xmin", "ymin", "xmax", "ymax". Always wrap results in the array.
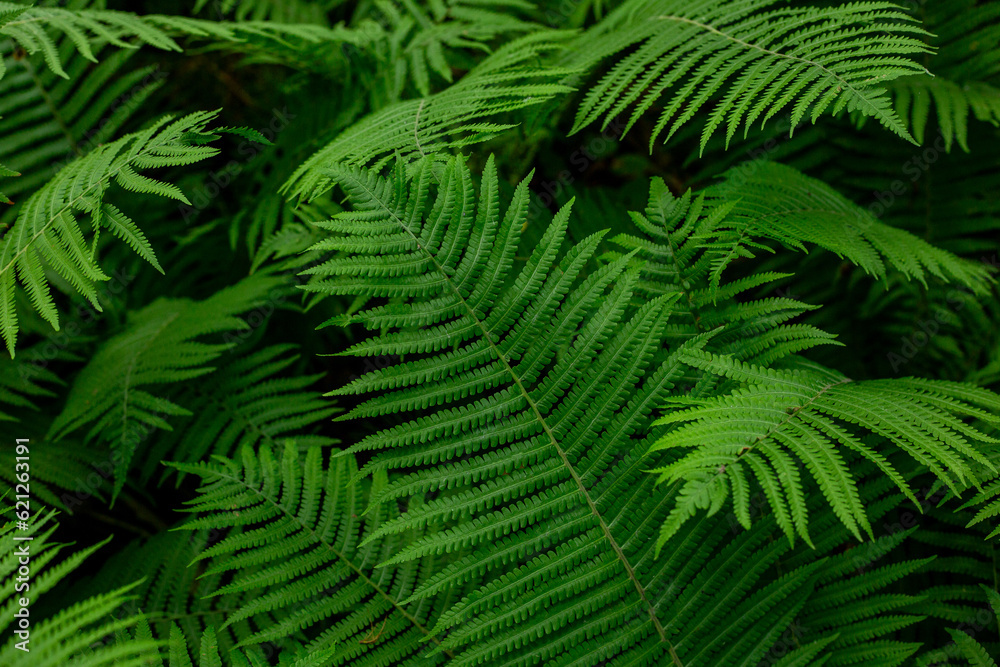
[{"xmin": 1, "ymin": 0, "xmax": 1000, "ymax": 664}]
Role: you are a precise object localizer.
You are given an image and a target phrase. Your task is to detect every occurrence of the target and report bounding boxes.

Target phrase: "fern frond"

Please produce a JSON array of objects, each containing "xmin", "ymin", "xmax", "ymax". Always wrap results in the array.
[
  {"xmin": 0, "ymin": 42, "xmax": 164, "ymax": 209},
  {"xmin": 174, "ymin": 437, "xmax": 922, "ymax": 666},
  {"xmin": 0, "ymin": 508, "xmax": 160, "ymax": 666},
  {"xmin": 294, "ymin": 152, "xmax": 930, "ymax": 665},
  {"xmin": 608, "ymin": 177, "xmax": 840, "ymax": 366},
  {"xmin": 0, "ymin": 2, "xmax": 181, "ymax": 80},
  {"xmin": 704, "ymin": 161, "xmax": 994, "ymax": 291},
  {"xmin": 889, "ymin": 0, "xmax": 1000, "ymax": 152},
  {"xmin": 355, "ymin": 0, "xmax": 539, "ymax": 98},
  {"xmin": 115, "ymin": 620, "xmax": 337, "ymax": 667},
  {"xmin": 571, "ymin": 0, "xmax": 931, "ymax": 151},
  {"xmin": 70, "ymin": 527, "xmax": 275, "ymax": 656},
  {"xmin": 0, "ymin": 110, "xmax": 226, "ymax": 356},
  {"xmin": 652, "ymin": 350, "xmax": 1000, "ymax": 547},
  {"xmin": 140, "ymin": 343, "xmax": 339, "ymax": 486},
  {"xmin": 48, "ymin": 272, "xmax": 288, "ymax": 500},
  {"xmin": 171, "ymin": 442, "xmax": 460, "ymax": 662},
  {"xmin": 944, "ymin": 628, "xmax": 998, "ymax": 667},
  {"xmin": 0, "ymin": 344, "xmax": 58, "ymax": 421},
  {"xmin": 282, "ymin": 31, "xmax": 576, "ymax": 200}
]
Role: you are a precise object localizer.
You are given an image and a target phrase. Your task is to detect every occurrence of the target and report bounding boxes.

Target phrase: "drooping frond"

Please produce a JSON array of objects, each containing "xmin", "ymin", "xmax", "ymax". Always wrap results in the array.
[
  {"xmin": 889, "ymin": 0, "xmax": 1000, "ymax": 152},
  {"xmin": 703, "ymin": 161, "xmax": 994, "ymax": 291},
  {"xmin": 282, "ymin": 32, "xmax": 576, "ymax": 200},
  {"xmin": 0, "ymin": 43, "xmax": 164, "ymax": 209},
  {"xmin": 140, "ymin": 343, "xmax": 339, "ymax": 485},
  {"xmin": 171, "ymin": 442, "xmax": 461, "ymax": 663},
  {"xmin": 0, "ymin": 508, "xmax": 159, "ymax": 666},
  {"xmin": 48, "ymin": 272, "xmax": 288, "ymax": 499},
  {"xmin": 652, "ymin": 350, "xmax": 1000, "ymax": 547},
  {"xmin": 0, "ymin": 2, "xmax": 181, "ymax": 80},
  {"xmin": 0, "ymin": 110, "xmax": 225, "ymax": 356},
  {"xmin": 571, "ymin": 0, "xmax": 931, "ymax": 151}
]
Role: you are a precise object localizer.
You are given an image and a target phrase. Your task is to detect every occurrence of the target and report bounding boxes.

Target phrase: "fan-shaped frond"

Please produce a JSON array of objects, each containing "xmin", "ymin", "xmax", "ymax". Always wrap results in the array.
[
  {"xmin": 571, "ymin": 0, "xmax": 930, "ymax": 151},
  {"xmin": 0, "ymin": 110, "xmax": 225, "ymax": 356}
]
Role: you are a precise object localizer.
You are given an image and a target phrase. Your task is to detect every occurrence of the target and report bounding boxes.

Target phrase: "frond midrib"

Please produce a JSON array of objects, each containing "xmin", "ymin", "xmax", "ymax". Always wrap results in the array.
[{"xmin": 346, "ymin": 174, "xmax": 683, "ymax": 662}]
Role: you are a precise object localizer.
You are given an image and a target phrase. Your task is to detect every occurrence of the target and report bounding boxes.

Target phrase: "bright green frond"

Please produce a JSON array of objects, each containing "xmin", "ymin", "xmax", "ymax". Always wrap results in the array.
[
  {"xmin": 652, "ymin": 350, "xmax": 1000, "ymax": 546},
  {"xmin": 0, "ymin": 111, "xmax": 225, "ymax": 356},
  {"xmin": 571, "ymin": 0, "xmax": 931, "ymax": 151}
]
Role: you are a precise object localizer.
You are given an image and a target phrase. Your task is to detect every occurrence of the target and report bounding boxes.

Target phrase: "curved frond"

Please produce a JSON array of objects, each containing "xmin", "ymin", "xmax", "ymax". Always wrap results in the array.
[
  {"xmin": 652, "ymin": 350, "xmax": 1000, "ymax": 547},
  {"xmin": 0, "ymin": 110, "xmax": 225, "ymax": 356},
  {"xmin": 282, "ymin": 32, "xmax": 576, "ymax": 200},
  {"xmin": 572, "ymin": 0, "xmax": 930, "ymax": 151}
]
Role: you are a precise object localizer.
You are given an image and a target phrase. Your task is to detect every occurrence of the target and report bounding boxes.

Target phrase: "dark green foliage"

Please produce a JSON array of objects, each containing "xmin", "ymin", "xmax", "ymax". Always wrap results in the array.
[{"xmin": 2, "ymin": 0, "xmax": 1000, "ymax": 665}]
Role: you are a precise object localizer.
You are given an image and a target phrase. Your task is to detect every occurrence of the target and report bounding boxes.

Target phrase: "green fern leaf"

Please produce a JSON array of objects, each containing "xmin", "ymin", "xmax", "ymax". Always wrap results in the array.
[
  {"xmin": 0, "ymin": 508, "xmax": 160, "ymax": 666},
  {"xmin": 571, "ymin": 0, "xmax": 931, "ymax": 151},
  {"xmin": 283, "ymin": 32, "xmax": 576, "ymax": 200},
  {"xmin": 0, "ymin": 2, "xmax": 181, "ymax": 80},
  {"xmin": 0, "ymin": 110, "xmax": 224, "ymax": 356},
  {"xmin": 171, "ymin": 442, "xmax": 460, "ymax": 662},
  {"xmin": 652, "ymin": 350, "xmax": 1000, "ymax": 547}
]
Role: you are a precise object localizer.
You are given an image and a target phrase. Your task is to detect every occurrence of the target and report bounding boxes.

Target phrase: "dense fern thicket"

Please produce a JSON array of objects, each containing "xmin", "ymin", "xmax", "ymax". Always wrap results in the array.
[{"xmin": 2, "ymin": 0, "xmax": 1000, "ymax": 664}]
